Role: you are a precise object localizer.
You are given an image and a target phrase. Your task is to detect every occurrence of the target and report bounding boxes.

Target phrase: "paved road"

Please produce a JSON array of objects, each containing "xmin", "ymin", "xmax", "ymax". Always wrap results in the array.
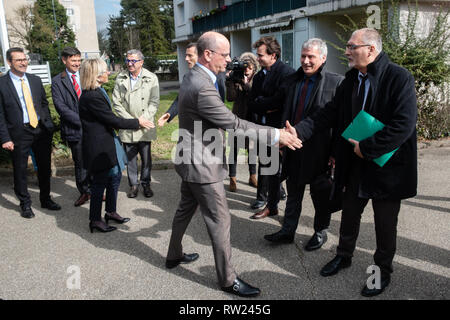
[{"xmin": 0, "ymin": 140, "xmax": 449, "ymax": 300}]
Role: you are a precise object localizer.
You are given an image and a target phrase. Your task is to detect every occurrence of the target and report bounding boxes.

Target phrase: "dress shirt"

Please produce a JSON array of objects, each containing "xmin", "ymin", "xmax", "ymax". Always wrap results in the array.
[
  {"xmin": 66, "ymin": 69, "xmax": 82, "ymax": 94},
  {"xmin": 130, "ymin": 70, "xmax": 142, "ymax": 90},
  {"xmin": 8, "ymin": 71, "xmax": 40, "ymax": 123}
]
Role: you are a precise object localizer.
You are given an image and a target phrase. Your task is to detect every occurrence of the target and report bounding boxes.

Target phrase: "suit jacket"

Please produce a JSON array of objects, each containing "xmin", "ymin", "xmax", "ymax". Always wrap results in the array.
[
  {"xmin": 297, "ymin": 52, "xmax": 417, "ymax": 200},
  {"xmin": 0, "ymin": 71, "xmax": 54, "ymax": 144},
  {"xmin": 79, "ymin": 88, "xmax": 140, "ymax": 174},
  {"xmin": 174, "ymin": 64, "xmax": 275, "ymax": 184},
  {"xmin": 248, "ymin": 59, "xmax": 295, "ymax": 128},
  {"xmin": 166, "ymin": 71, "xmax": 226, "ymax": 123},
  {"xmin": 51, "ymin": 70, "xmax": 82, "ymax": 142},
  {"xmin": 281, "ymin": 65, "xmax": 344, "ymax": 184}
]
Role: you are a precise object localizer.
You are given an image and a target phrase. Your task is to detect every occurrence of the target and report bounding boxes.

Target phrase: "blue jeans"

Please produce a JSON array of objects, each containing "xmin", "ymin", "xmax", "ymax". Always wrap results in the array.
[{"xmin": 89, "ymin": 168, "xmax": 122, "ymax": 222}]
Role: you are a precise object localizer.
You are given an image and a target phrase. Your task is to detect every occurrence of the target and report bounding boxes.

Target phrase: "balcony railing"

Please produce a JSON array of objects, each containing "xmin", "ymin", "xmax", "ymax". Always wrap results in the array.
[{"xmin": 192, "ymin": 0, "xmax": 306, "ymax": 34}]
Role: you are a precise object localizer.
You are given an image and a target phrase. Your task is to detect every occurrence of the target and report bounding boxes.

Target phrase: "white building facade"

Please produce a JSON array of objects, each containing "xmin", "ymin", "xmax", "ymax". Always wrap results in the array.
[{"xmin": 173, "ymin": 0, "xmax": 449, "ymax": 81}]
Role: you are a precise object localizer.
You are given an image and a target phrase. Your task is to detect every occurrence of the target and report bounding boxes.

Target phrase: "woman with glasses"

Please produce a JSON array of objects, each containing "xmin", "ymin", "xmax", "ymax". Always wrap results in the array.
[{"xmin": 79, "ymin": 58, "xmax": 154, "ymax": 233}]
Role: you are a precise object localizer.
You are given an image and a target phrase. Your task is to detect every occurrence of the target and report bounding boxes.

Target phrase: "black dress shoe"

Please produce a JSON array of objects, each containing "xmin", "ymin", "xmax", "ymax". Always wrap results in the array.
[
  {"xmin": 89, "ymin": 220, "xmax": 117, "ymax": 233},
  {"xmin": 264, "ymin": 230, "xmax": 294, "ymax": 244},
  {"xmin": 361, "ymin": 275, "xmax": 391, "ymax": 297},
  {"xmin": 105, "ymin": 212, "xmax": 130, "ymax": 224},
  {"xmin": 20, "ymin": 207, "xmax": 35, "ymax": 219},
  {"xmin": 166, "ymin": 253, "xmax": 199, "ymax": 269},
  {"xmin": 320, "ymin": 255, "xmax": 352, "ymax": 277},
  {"xmin": 127, "ymin": 186, "xmax": 138, "ymax": 198},
  {"xmin": 250, "ymin": 199, "xmax": 266, "ymax": 210},
  {"xmin": 305, "ymin": 231, "xmax": 328, "ymax": 251},
  {"xmin": 142, "ymin": 185, "xmax": 154, "ymax": 198},
  {"xmin": 41, "ymin": 199, "xmax": 61, "ymax": 210},
  {"xmin": 222, "ymin": 277, "xmax": 260, "ymax": 297}
]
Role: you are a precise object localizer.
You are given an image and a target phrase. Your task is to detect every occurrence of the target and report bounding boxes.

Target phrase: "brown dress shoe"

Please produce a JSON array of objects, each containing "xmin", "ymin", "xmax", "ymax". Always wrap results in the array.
[
  {"xmin": 74, "ymin": 193, "xmax": 90, "ymax": 207},
  {"xmin": 249, "ymin": 174, "xmax": 257, "ymax": 188},
  {"xmin": 229, "ymin": 177, "xmax": 237, "ymax": 192},
  {"xmin": 250, "ymin": 206, "xmax": 278, "ymax": 219}
]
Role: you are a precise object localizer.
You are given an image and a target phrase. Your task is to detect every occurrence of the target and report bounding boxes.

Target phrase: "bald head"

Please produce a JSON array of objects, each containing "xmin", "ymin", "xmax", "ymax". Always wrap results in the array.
[{"xmin": 197, "ymin": 31, "xmax": 231, "ymax": 74}]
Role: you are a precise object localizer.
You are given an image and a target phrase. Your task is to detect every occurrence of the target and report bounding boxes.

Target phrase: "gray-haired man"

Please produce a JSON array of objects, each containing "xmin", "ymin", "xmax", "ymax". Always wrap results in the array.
[
  {"xmin": 112, "ymin": 49, "xmax": 159, "ymax": 198},
  {"xmin": 264, "ymin": 38, "xmax": 344, "ymax": 250}
]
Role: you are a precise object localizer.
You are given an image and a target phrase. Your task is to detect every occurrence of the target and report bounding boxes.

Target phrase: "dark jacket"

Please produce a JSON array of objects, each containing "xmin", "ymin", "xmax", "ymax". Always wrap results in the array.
[
  {"xmin": 51, "ymin": 71, "xmax": 82, "ymax": 141},
  {"xmin": 248, "ymin": 59, "xmax": 295, "ymax": 128},
  {"xmin": 225, "ymin": 77, "xmax": 253, "ymax": 120},
  {"xmin": 296, "ymin": 52, "xmax": 417, "ymax": 200},
  {"xmin": 281, "ymin": 65, "xmax": 344, "ymax": 184},
  {"xmin": 167, "ymin": 71, "xmax": 226, "ymax": 123},
  {"xmin": 0, "ymin": 72, "xmax": 54, "ymax": 144},
  {"xmin": 79, "ymin": 88, "xmax": 139, "ymax": 174}
]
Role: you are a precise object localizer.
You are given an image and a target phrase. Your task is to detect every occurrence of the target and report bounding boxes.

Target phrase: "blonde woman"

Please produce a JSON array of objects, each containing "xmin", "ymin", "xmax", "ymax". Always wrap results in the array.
[
  {"xmin": 79, "ymin": 58, "xmax": 153, "ymax": 233},
  {"xmin": 225, "ymin": 52, "xmax": 260, "ymax": 192}
]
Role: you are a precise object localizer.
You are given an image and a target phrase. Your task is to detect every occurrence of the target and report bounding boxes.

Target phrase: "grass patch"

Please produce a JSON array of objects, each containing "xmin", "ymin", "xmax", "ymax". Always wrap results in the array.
[{"xmin": 153, "ymin": 92, "xmax": 179, "ymax": 161}]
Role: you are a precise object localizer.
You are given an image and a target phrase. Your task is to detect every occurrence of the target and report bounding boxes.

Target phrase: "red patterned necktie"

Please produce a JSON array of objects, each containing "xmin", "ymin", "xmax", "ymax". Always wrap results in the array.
[
  {"xmin": 72, "ymin": 74, "xmax": 81, "ymax": 99},
  {"xmin": 294, "ymin": 78, "xmax": 309, "ymax": 125}
]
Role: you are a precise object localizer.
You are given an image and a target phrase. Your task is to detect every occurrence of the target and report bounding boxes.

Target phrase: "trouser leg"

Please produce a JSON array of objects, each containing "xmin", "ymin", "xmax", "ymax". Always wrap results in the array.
[
  {"xmin": 138, "ymin": 141, "xmax": 152, "ymax": 186},
  {"xmin": 281, "ymin": 179, "xmax": 306, "ymax": 235},
  {"xmin": 31, "ymin": 127, "xmax": 52, "ymax": 203},
  {"xmin": 68, "ymin": 140, "xmax": 89, "ymax": 195},
  {"xmin": 124, "ymin": 143, "xmax": 139, "ymax": 186},
  {"xmin": 105, "ymin": 171, "xmax": 122, "ymax": 213}
]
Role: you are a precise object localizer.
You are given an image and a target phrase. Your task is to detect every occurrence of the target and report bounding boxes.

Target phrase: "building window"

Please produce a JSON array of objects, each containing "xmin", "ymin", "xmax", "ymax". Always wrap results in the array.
[
  {"xmin": 282, "ymin": 33, "xmax": 294, "ymax": 68},
  {"xmin": 177, "ymin": 2, "xmax": 185, "ymax": 25},
  {"xmin": 66, "ymin": 8, "xmax": 74, "ymax": 16}
]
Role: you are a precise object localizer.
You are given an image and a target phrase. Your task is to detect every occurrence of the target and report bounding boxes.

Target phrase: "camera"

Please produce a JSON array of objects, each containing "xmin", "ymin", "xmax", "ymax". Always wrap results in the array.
[{"xmin": 226, "ymin": 58, "xmax": 249, "ymax": 82}]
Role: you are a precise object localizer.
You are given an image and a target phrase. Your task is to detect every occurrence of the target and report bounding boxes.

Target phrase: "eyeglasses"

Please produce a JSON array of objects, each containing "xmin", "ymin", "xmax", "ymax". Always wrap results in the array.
[
  {"xmin": 12, "ymin": 58, "xmax": 29, "ymax": 63},
  {"xmin": 209, "ymin": 50, "xmax": 230, "ymax": 58},
  {"xmin": 345, "ymin": 44, "xmax": 372, "ymax": 50},
  {"xmin": 125, "ymin": 59, "xmax": 142, "ymax": 64}
]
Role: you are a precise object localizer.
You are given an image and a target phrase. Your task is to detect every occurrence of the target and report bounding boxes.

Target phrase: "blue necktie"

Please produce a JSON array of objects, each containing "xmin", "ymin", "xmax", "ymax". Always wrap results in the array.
[{"xmin": 214, "ymin": 81, "xmax": 219, "ymax": 92}]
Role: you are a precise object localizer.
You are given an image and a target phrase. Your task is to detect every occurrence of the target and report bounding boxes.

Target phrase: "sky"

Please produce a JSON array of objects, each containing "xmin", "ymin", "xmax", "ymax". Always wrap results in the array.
[{"xmin": 94, "ymin": 0, "xmax": 122, "ymax": 32}]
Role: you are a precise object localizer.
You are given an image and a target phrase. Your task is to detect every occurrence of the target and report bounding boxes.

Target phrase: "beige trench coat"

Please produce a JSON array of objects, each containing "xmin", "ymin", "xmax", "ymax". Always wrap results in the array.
[{"xmin": 112, "ymin": 68, "xmax": 159, "ymax": 142}]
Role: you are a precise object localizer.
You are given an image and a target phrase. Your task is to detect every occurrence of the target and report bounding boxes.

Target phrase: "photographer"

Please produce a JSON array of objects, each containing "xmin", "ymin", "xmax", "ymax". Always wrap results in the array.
[{"xmin": 225, "ymin": 52, "xmax": 259, "ymax": 192}]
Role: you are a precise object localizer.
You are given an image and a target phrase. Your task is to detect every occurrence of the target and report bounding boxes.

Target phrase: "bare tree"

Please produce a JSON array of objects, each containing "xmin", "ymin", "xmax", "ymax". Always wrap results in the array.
[{"xmin": 7, "ymin": 4, "xmax": 35, "ymax": 49}]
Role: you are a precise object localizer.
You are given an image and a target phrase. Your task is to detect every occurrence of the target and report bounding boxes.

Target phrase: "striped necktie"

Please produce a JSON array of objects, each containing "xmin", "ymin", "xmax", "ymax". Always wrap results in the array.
[
  {"xmin": 21, "ymin": 78, "xmax": 38, "ymax": 128},
  {"xmin": 72, "ymin": 74, "xmax": 81, "ymax": 99}
]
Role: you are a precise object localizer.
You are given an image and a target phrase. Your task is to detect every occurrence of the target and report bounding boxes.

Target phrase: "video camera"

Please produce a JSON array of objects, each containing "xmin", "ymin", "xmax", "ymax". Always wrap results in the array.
[{"xmin": 226, "ymin": 58, "xmax": 249, "ymax": 82}]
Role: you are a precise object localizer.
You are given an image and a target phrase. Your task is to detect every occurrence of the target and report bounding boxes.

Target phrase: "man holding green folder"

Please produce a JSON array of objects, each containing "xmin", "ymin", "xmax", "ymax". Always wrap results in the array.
[{"xmin": 293, "ymin": 28, "xmax": 417, "ymax": 297}]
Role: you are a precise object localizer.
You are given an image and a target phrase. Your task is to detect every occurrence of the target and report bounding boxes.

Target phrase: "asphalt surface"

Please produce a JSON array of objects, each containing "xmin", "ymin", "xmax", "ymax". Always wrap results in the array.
[{"xmin": 0, "ymin": 139, "xmax": 449, "ymax": 301}]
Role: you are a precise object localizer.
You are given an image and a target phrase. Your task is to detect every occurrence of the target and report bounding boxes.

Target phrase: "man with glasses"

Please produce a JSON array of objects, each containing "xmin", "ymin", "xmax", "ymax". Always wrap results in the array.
[
  {"xmin": 0, "ymin": 47, "xmax": 61, "ymax": 219},
  {"xmin": 157, "ymin": 42, "xmax": 226, "ymax": 127},
  {"xmin": 165, "ymin": 31, "xmax": 302, "ymax": 297},
  {"xmin": 112, "ymin": 49, "xmax": 159, "ymax": 199},
  {"xmin": 294, "ymin": 28, "xmax": 417, "ymax": 297},
  {"xmin": 52, "ymin": 47, "xmax": 91, "ymax": 207}
]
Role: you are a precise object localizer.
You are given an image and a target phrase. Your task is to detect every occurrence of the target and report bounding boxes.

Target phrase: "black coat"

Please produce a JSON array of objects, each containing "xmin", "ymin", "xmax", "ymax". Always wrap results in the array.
[
  {"xmin": 79, "ymin": 88, "xmax": 139, "ymax": 174},
  {"xmin": 281, "ymin": 65, "xmax": 344, "ymax": 184},
  {"xmin": 0, "ymin": 72, "xmax": 54, "ymax": 144},
  {"xmin": 51, "ymin": 71, "xmax": 82, "ymax": 142},
  {"xmin": 296, "ymin": 52, "xmax": 417, "ymax": 200},
  {"xmin": 248, "ymin": 59, "xmax": 295, "ymax": 128}
]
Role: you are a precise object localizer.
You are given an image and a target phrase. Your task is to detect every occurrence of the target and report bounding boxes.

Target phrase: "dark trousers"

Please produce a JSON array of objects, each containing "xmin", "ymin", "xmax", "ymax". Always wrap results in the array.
[
  {"xmin": 256, "ymin": 146, "xmax": 281, "ymax": 209},
  {"xmin": 337, "ymin": 165, "xmax": 401, "ymax": 276},
  {"xmin": 281, "ymin": 178, "xmax": 333, "ymax": 235},
  {"xmin": 124, "ymin": 142, "xmax": 152, "ymax": 187},
  {"xmin": 228, "ymin": 136, "xmax": 256, "ymax": 177},
  {"xmin": 89, "ymin": 169, "xmax": 122, "ymax": 221},
  {"xmin": 68, "ymin": 140, "xmax": 89, "ymax": 195},
  {"xmin": 11, "ymin": 124, "xmax": 53, "ymax": 208}
]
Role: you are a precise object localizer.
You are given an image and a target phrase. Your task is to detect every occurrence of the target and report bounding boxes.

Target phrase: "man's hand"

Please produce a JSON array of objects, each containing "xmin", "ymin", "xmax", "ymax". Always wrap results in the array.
[
  {"xmin": 138, "ymin": 116, "xmax": 155, "ymax": 129},
  {"xmin": 157, "ymin": 113, "xmax": 170, "ymax": 127},
  {"xmin": 2, "ymin": 141, "xmax": 14, "ymax": 151},
  {"xmin": 348, "ymin": 138, "xmax": 363, "ymax": 158},
  {"xmin": 279, "ymin": 122, "xmax": 302, "ymax": 150}
]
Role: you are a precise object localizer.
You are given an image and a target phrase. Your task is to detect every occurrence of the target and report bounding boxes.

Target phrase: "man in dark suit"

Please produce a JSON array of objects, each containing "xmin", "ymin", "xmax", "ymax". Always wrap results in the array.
[
  {"xmin": 0, "ymin": 47, "xmax": 61, "ymax": 218},
  {"xmin": 157, "ymin": 43, "xmax": 226, "ymax": 127},
  {"xmin": 165, "ymin": 31, "xmax": 302, "ymax": 297},
  {"xmin": 294, "ymin": 28, "xmax": 417, "ymax": 297},
  {"xmin": 264, "ymin": 38, "xmax": 344, "ymax": 250},
  {"xmin": 52, "ymin": 47, "xmax": 90, "ymax": 207},
  {"xmin": 247, "ymin": 36, "xmax": 294, "ymax": 215}
]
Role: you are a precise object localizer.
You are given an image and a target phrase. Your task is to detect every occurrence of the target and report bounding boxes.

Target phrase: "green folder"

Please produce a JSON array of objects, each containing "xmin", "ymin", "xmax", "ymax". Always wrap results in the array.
[{"xmin": 341, "ymin": 110, "xmax": 398, "ymax": 167}]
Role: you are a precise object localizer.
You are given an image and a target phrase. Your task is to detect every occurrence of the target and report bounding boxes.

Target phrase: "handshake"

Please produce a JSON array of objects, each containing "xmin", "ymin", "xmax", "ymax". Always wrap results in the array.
[{"xmin": 278, "ymin": 121, "xmax": 303, "ymax": 150}]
